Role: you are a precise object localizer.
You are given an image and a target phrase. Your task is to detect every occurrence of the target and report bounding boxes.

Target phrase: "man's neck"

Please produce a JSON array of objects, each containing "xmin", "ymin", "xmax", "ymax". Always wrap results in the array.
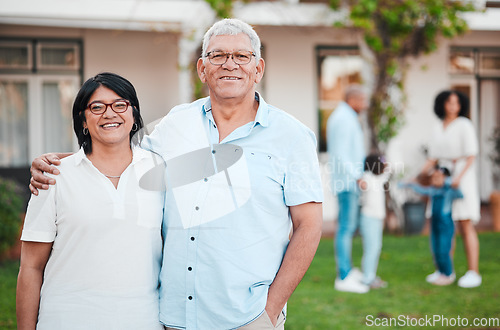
[{"xmin": 210, "ymin": 92, "xmax": 259, "ymax": 142}]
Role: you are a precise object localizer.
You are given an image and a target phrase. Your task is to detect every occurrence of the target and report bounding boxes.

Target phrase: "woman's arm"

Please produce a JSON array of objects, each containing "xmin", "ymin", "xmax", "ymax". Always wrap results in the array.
[
  {"xmin": 419, "ymin": 158, "xmax": 437, "ymax": 174},
  {"xmin": 16, "ymin": 241, "xmax": 53, "ymax": 330},
  {"xmin": 451, "ymin": 155, "xmax": 475, "ymax": 189}
]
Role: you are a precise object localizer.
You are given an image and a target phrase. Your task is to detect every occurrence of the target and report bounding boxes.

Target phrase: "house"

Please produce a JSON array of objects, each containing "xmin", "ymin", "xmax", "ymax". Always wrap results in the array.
[{"xmin": 1, "ymin": 0, "xmax": 499, "ymax": 219}]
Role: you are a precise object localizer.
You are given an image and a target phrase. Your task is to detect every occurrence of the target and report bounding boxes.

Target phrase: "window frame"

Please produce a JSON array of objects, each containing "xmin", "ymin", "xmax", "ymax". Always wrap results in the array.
[{"xmin": 0, "ymin": 40, "xmax": 33, "ymax": 70}]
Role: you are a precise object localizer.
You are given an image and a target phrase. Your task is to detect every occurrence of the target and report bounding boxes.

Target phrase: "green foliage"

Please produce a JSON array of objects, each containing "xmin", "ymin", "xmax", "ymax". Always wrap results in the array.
[
  {"xmin": 331, "ymin": 0, "xmax": 476, "ymax": 149},
  {"xmin": 205, "ymin": 0, "xmax": 233, "ymax": 18},
  {"xmin": 0, "ymin": 177, "xmax": 24, "ymax": 255},
  {"xmin": 491, "ymin": 127, "xmax": 500, "ymax": 188},
  {"xmin": 0, "ymin": 260, "xmax": 19, "ymax": 329},
  {"xmin": 491, "ymin": 127, "xmax": 500, "ymax": 167}
]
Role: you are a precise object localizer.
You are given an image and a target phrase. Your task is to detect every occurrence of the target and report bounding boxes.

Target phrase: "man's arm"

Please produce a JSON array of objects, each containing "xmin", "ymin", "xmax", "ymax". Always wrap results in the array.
[
  {"xmin": 265, "ymin": 202, "xmax": 322, "ymax": 325},
  {"xmin": 29, "ymin": 153, "xmax": 72, "ymax": 195},
  {"xmin": 16, "ymin": 241, "xmax": 52, "ymax": 330}
]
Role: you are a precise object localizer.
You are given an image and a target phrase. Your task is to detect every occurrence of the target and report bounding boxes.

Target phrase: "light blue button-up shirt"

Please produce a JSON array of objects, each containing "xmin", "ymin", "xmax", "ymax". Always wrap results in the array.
[
  {"xmin": 326, "ymin": 101, "xmax": 366, "ymax": 194},
  {"xmin": 142, "ymin": 93, "xmax": 323, "ymax": 329}
]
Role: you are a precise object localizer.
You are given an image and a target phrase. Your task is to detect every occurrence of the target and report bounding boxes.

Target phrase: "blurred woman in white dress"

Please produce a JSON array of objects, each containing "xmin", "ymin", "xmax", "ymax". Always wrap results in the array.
[{"xmin": 420, "ymin": 90, "xmax": 481, "ymax": 288}]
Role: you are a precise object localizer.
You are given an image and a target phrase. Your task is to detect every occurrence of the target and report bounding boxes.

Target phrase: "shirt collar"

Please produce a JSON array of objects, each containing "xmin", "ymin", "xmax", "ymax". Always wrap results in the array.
[
  {"xmin": 253, "ymin": 92, "xmax": 269, "ymax": 128},
  {"xmin": 202, "ymin": 92, "xmax": 269, "ymax": 128},
  {"xmin": 73, "ymin": 148, "xmax": 86, "ymax": 166}
]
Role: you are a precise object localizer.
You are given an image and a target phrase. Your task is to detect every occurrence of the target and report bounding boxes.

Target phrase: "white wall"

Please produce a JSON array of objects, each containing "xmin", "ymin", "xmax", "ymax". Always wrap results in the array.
[
  {"xmin": 257, "ymin": 26, "xmax": 358, "ymax": 133},
  {"xmin": 83, "ymin": 29, "xmax": 179, "ymax": 126},
  {"xmin": 0, "ymin": 24, "xmax": 180, "ymax": 127}
]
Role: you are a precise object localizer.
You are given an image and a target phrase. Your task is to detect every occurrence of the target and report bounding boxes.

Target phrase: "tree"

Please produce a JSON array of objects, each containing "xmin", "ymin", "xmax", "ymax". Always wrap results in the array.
[
  {"xmin": 205, "ymin": 0, "xmax": 233, "ymax": 18},
  {"xmin": 330, "ymin": 0, "xmax": 476, "ymax": 150}
]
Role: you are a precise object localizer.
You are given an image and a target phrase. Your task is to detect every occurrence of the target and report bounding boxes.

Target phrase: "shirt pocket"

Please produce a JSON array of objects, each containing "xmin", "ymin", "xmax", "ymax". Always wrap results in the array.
[
  {"xmin": 246, "ymin": 151, "xmax": 287, "ymax": 216},
  {"xmin": 137, "ymin": 190, "xmax": 164, "ymax": 229}
]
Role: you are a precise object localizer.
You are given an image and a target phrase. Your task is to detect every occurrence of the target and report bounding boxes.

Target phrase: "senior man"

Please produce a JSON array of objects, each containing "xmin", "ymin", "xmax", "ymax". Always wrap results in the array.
[
  {"xmin": 29, "ymin": 19, "xmax": 323, "ymax": 330},
  {"xmin": 327, "ymin": 85, "xmax": 368, "ymax": 294}
]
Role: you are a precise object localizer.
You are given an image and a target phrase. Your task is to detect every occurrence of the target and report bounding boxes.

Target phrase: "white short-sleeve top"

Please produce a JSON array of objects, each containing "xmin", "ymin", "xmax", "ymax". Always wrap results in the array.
[
  {"xmin": 360, "ymin": 171, "xmax": 390, "ymax": 219},
  {"xmin": 428, "ymin": 117, "xmax": 480, "ymax": 222},
  {"xmin": 21, "ymin": 147, "xmax": 165, "ymax": 330}
]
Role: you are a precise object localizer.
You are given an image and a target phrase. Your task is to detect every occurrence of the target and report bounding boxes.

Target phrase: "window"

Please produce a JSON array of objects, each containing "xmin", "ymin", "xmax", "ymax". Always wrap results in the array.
[
  {"xmin": 479, "ymin": 51, "xmax": 500, "ymax": 76},
  {"xmin": 316, "ymin": 46, "xmax": 363, "ymax": 152},
  {"xmin": 449, "ymin": 50, "xmax": 474, "ymax": 75},
  {"xmin": 449, "ymin": 47, "xmax": 500, "ymax": 77},
  {"xmin": 449, "ymin": 47, "xmax": 500, "ymax": 201},
  {"xmin": 0, "ymin": 41, "xmax": 32, "ymax": 70},
  {"xmin": 0, "ymin": 81, "xmax": 28, "ymax": 166},
  {"xmin": 37, "ymin": 42, "xmax": 80, "ymax": 70},
  {"xmin": 0, "ymin": 39, "xmax": 81, "ymax": 167}
]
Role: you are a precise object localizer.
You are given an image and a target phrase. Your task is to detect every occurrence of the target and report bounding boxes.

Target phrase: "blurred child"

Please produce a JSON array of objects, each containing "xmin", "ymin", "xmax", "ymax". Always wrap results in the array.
[
  {"xmin": 401, "ymin": 166, "xmax": 463, "ymax": 286},
  {"xmin": 359, "ymin": 154, "xmax": 390, "ymax": 289}
]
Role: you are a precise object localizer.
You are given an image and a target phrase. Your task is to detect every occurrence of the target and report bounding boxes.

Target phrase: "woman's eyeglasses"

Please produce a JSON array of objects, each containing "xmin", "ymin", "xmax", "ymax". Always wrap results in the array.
[{"xmin": 86, "ymin": 100, "xmax": 130, "ymax": 115}]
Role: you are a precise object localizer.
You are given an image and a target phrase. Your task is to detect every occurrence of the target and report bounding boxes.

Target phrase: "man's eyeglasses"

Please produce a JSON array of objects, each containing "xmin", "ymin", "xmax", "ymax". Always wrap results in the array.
[
  {"xmin": 86, "ymin": 100, "xmax": 130, "ymax": 115},
  {"xmin": 205, "ymin": 50, "xmax": 256, "ymax": 66}
]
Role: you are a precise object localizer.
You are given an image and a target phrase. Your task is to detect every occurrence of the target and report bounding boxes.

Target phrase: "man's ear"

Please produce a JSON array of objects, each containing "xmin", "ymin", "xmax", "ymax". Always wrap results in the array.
[
  {"xmin": 197, "ymin": 58, "xmax": 207, "ymax": 83},
  {"xmin": 254, "ymin": 58, "xmax": 265, "ymax": 84}
]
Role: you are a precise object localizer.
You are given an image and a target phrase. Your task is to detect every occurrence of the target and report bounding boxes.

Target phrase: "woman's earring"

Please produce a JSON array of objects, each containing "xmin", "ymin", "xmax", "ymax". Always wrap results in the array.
[
  {"xmin": 83, "ymin": 127, "xmax": 89, "ymax": 135},
  {"xmin": 132, "ymin": 123, "xmax": 138, "ymax": 131}
]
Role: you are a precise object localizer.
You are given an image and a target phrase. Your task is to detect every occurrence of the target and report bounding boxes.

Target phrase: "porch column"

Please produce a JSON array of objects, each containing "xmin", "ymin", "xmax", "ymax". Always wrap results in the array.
[{"xmin": 178, "ymin": 14, "xmax": 215, "ymax": 104}]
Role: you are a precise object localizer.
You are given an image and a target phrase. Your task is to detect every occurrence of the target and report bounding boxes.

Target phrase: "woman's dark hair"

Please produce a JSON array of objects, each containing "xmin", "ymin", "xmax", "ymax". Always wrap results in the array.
[
  {"xmin": 364, "ymin": 153, "xmax": 385, "ymax": 175},
  {"xmin": 72, "ymin": 72, "xmax": 144, "ymax": 154},
  {"xmin": 433, "ymin": 90, "xmax": 470, "ymax": 120}
]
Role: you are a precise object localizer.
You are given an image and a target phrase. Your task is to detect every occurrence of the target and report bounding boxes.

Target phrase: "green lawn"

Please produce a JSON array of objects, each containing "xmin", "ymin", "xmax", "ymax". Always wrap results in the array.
[
  {"xmin": 287, "ymin": 232, "xmax": 500, "ymax": 329},
  {"xmin": 0, "ymin": 259, "xmax": 18, "ymax": 329},
  {"xmin": 1, "ymin": 233, "xmax": 499, "ymax": 329}
]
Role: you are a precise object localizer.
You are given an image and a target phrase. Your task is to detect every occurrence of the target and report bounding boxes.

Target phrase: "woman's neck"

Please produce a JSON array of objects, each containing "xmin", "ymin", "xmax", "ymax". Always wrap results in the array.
[
  {"xmin": 443, "ymin": 114, "xmax": 459, "ymax": 128},
  {"xmin": 87, "ymin": 143, "xmax": 133, "ymax": 182}
]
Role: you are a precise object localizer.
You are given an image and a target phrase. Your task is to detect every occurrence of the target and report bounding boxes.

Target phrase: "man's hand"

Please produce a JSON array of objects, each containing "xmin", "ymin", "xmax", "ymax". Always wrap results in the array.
[{"xmin": 29, "ymin": 153, "xmax": 63, "ymax": 195}]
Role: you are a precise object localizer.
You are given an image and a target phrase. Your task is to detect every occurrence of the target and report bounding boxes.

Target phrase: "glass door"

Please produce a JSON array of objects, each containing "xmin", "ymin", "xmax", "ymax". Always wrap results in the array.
[
  {"xmin": 479, "ymin": 79, "xmax": 500, "ymax": 200},
  {"xmin": 0, "ymin": 79, "xmax": 29, "ymax": 167}
]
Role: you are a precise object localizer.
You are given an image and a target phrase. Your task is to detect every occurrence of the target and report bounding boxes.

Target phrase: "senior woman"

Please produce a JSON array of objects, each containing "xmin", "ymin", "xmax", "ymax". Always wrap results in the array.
[
  {"xmin": 16, "ymin": 72, "xmax": 165, "ymax": 329},
  {"xmin": 420, "ymin": 90, "xmax": 481, "ymax": 288}
]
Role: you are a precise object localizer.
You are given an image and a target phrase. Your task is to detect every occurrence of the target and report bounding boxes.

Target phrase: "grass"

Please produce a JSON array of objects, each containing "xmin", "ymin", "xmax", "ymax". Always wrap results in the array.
[
  {"xmin": 1, "ymin": 233, "xmax": 499, "ymax": 329},
  {"xmin": 0, "ymin": 259, "xmax": 19, "ymax": 329},
  {"xmin": 287, "ymin": 232, "xmax": 500, "ymax": 329}
]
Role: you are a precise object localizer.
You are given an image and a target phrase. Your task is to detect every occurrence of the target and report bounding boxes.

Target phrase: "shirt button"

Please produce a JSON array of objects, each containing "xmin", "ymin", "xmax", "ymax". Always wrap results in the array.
[
  {"xmin": 188, "ymin": 296, "xmax": 193, "ymax": 300},
  {"xmin": 212, "ymin": 150, "xmax": 216, "ymax": 154},
  {"xmin": 190, "ymin": 237, "xmax": 195, "ymax": 241},
  {"xmin": 204, "ymin": 178, "xmax": 208, "ymax": 182},
  {"xmin": 195, "ymin": 206, "xmax": 199, "ymax": 210},
  {"xmin": 188, "ymin": 267, "xmax": 192, "ymax": 271}
]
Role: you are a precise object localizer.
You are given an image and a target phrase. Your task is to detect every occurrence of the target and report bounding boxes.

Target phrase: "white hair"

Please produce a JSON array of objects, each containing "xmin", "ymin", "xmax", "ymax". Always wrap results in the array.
[
  {"xmin": 345, "ymin": 84, "xmax": 366, "ymax": 102},
  {"xmin": 201, "ymin": 18, "xmax": 261, "ymax": 62}
]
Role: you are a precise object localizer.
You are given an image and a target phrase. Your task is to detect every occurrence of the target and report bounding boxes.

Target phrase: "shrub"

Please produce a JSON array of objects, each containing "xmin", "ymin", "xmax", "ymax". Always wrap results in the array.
[
  {"xmin": 0, "ymin": 177, "xmax": 24, "ymax": 256},
  {"xmin": 491, "ymin": 127, "xmax": 500, "ymax": 189}
]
